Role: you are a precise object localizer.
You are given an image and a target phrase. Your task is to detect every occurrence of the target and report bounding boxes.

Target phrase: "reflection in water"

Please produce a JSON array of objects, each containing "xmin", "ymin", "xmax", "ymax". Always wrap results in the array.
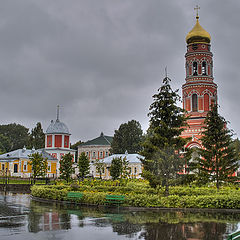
[
  {"xmin": 139, "ymin": 222, "xmax": 228, "ymax": 240},
  {"xmin": 0, "ymin": 192, "xmax": 240, "ymax": 240}
]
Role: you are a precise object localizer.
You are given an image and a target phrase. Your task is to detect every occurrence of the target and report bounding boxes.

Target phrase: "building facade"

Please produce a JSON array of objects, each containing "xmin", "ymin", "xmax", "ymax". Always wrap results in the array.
[
  {"xmin": 181, "ymin": 12, "xmax": 218, "ymax": 149},
  {"xmin": 44, "ymin": 111, "xmax": 76, "ymax": 176},
  {"xmin": 77, "ymin": 132, "xmax": 113, "ymax": 177},
  {"xmin": 78, "ymin": 132, "xmax": 113, "ymax": 164},
  {"xmin": 92, "ymin": 152, "xmax": 144, "ymax": 179},
  {"xmin": 0, "ymin": 148, "xmax": 57, "ymax": 178}
]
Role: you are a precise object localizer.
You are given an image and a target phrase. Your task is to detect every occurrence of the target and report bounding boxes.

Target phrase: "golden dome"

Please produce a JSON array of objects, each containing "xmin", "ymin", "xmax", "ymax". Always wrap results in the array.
[{"xmin": 186, "ymin": 16, "xmax": 211, "ymax": 44}]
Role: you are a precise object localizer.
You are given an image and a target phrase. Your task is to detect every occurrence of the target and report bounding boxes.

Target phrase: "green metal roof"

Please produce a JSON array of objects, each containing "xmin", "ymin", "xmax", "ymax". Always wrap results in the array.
[{"xmin": 80, "ymin": 132, "xmax": 113, "ymax": 146}]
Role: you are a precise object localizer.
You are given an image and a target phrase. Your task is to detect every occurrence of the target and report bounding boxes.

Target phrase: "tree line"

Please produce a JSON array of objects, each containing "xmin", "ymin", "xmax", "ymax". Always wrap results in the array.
[
  {"xmin": 0, "ymin": 122, "xmax": 45, "ymax": 154},
  {"xmin": 58, "ymin": 152, "xmax": 132, "ymax": 182}
]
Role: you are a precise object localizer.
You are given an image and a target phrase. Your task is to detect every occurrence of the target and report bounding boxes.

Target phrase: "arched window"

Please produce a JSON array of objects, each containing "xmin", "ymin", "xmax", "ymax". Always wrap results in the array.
[
  {"xmin": 204, "ymin": 93, "xmax": 209, "ymax": 111},
  {"xmin": 193, "ymin": 62, "xmax": 198, "ymax": 76},
  {"xmin": 202, "ymin": 61, "xmax": 207, "ymax": 75},
  {"xmin": 187, "ymin": 148, "xmax": 199, "ymax": 173},
  {"xmin": 192, "ymin": 94, "xmax": 198, "ymax": 112}
]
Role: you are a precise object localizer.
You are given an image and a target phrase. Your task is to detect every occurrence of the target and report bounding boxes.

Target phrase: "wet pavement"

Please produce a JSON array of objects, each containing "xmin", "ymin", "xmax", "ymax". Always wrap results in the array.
[{"xmin": 0, "ymin": 192, "xmax": 240, "ymax": 240}]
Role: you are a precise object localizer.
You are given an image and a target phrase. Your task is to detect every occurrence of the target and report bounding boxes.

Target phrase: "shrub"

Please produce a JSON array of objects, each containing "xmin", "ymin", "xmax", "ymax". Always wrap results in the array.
[{"xmin": 31, "ymin": 183, "xmax": 240, "ymax": 209}]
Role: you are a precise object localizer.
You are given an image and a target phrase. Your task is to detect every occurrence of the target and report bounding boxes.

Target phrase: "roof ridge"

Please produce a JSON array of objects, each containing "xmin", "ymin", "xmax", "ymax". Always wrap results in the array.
[{"xmin": 103, "ymin": 135, "xmax": 111, "ymax": 145}]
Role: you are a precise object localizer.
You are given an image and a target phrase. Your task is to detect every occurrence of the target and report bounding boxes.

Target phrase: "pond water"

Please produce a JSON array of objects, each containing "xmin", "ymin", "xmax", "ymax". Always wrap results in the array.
[{"xmin": 0, "ymin": 192, "xmax": 240, "ymax": 240}]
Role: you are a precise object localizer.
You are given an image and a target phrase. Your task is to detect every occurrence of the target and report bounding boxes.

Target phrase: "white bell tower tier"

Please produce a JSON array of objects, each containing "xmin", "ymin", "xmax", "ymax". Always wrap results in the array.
[{"xmin": 44, "ymin": 106, "xmax": 76, "ymax": 176}]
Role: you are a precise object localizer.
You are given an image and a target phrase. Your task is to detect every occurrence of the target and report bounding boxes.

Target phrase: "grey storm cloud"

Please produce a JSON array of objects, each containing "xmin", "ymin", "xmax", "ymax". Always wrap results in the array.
[{"xmin": 0, "ymin": 0, "xmax": 239, "ymax": 143}]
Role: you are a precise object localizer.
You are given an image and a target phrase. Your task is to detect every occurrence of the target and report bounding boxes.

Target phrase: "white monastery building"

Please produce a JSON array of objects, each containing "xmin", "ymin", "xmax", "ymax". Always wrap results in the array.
[{"xmin": 92, "ymin": 152, "xmax": 144, "ymax": 179}]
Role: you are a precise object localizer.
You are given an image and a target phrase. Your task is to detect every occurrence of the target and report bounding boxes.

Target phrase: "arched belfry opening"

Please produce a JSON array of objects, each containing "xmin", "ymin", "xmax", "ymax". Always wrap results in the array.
[
  {"xmin": 193, "ymin": 62, "xmax": 198, "ymax": 76},
  {"xmin": 204, "ymin": 93, "xmax": 210, "ymax": 111},
  {"xmin": 192, "ymin": 94, "xmax": 198, "ymax": 112},
  {"xmin": 202, "ymin": 61, "xmax": 207, "ymax": 75}
]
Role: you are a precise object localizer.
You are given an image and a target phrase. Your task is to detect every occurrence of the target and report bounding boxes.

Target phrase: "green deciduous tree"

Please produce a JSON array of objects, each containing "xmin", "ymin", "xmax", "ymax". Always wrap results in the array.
[
  {"xmin": 71, "ymin": 140, "xmax": 83, "ymax": 150},
  {"xmin": 0, "ymin": 123, "xmax": 29, "ymax": 151},
  {"xmin": 110, "ymin": 120, "xmax": 143, "ymax": 154},
  {"xmin": 195, "ymin": 105, "xmax": 238, "ymax": 190},
  {"xmin": 78, "ymin": 152, "xmax": 90, "ymax": 179},
  {"xmin": 28, "ymin": 122, "xmax": 45, "ymax": 149},
  {"xmin": 29, "ymin": 152, "xmax": 48, "ymax": 179},
  {"xmin": 0, "ymin": 134, "xmax": 11, "ymax": 154},
  {"xmin": 109, "ymin": 156, "xmax": 130, "ymax": 180},
  {"xmin": 110, "ymin": 157, "xmax": 122, "ymax": 180},
  {"xmin": 141, "ymin": 76, "xmax": 188, "ymax": 195},
  {"xmin": 94, "ymin": 158, "xmax": 105, "ymax": 179},
  {"xmin": 59, "ymin": 153, "xmax": 74, "ymax": 182}
]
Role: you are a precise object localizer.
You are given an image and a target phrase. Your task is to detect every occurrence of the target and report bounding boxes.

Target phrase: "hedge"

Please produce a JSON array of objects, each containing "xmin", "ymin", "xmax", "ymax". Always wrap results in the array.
[{"xmin": 31, "ymin": 185, "xmax": 240, "ymax": 209}]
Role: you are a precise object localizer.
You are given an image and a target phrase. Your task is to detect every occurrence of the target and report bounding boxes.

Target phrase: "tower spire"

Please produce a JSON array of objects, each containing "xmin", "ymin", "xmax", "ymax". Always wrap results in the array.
[
  {"xmin": 165, "ymin": 66, "xmax": 168, "ymax": 78},
  {"xmin": 194, "ymin": 5, "xmax": 200, "ymax": 19},
  {"xmin": 57, "ymin": 105, "xmax": 60, "ymax": 121}
]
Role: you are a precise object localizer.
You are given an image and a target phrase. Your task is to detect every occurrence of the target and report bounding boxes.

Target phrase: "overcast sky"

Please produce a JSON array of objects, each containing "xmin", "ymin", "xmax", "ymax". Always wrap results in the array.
[{"xmin": 0, "ymin": 0, "xmax": 239, "ymax": 143}]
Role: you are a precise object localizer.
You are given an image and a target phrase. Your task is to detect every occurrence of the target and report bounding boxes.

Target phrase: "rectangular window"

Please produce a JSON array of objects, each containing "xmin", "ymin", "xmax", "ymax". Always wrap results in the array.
[
  {"xmin": 55, "ymin": 135, "xmax": 62, "ymax": 148},
  {"xmin": 64, "ymin": 135, "xmax": 69, "ymax": 148},
  {"xmin": 48, "ymin": 163, "xmax": 51, "ymax": 172},
  {"xmin": 47, "ymin": 135, "xmax": 52, "ymax": 147},
  {"xmin": 105, "ymin": 151, "xmax": 108, "ymax": 157},
  {"xmin": 100, "ymin": 152, "xmax": 103, "ymax": 158},
  {"xmin": 86, "ymin": 151, "xmax": 89, "ymax": 157},
  {"xmin": 23, "ymin": 162, "xmax": 27, "ymax": 171},
  {"xmin": 14, "ymin": 164, "xmax": 18, "ymax": 173},
  {"xmin": 2, "ymin": 164, "xmax": 5, "ymax": 171},
  {"xmin": 93, "ymin": 152, "xmax": 96, "ymax": 158}
]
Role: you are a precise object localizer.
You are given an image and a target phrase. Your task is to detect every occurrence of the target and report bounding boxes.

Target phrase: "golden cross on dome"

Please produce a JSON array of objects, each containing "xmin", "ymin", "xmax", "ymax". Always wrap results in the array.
[{"xmin": 194, "ymin": 5, "xmax": 200, "ymax": 19}]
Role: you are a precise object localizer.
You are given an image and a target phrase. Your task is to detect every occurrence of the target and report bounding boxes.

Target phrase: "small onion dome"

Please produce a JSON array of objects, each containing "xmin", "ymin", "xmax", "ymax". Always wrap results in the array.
[
  {"xmin": 186, "ymin": 16, "xmax": 211, "ymax": 44},
  {"xmin": 46, "ymin": 119, "xmax": 70, "ymax": 134}
]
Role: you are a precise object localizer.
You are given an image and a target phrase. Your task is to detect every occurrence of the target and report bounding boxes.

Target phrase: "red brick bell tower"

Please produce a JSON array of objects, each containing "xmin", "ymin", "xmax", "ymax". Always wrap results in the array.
[{"xmin": 181, "ymin": 8, "xmax": 218, "ymax": 148}]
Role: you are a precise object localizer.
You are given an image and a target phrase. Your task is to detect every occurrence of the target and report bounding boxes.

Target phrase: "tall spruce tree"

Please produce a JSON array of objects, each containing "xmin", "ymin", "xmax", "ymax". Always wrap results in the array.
[
  {"xmin": 28, "ymin": 122, "xmax": 45, "ymax": 149},
  {"xmin": 78, "ymin": 152, "xmax": 90, "ymax": 179},
  {"xmin": 232, "ymin": 138, "xmax": 240, "ymax": 161},
  {"xmin": 121, "ymin": 156, "xmax": 130, "ymax": 179},
  {"xmin": 196, "ymin": 105, "xmax": 238, "ymax": 190},
  {"xmin": 59, "ymin": 153, "xmax": 74, "ymax": 182},
  {"xmin": 141, "ymin": 76, "xmax": 187, "ymax": 194}
]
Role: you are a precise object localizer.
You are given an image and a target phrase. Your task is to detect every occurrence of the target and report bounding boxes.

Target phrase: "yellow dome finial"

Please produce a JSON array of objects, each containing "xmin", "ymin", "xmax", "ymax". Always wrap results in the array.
[{"xmin": 186, "ymin": 5, "xmax": 211, "ymax": 44}]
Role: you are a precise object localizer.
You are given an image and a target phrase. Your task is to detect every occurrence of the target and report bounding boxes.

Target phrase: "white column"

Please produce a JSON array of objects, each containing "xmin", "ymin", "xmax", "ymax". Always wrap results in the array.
[
  {"xmin": 52, "ymin": 135, "xmax": 55, "ymax": 148},
  {"xmin": 45, "ymin": 135, "xmax": 47, "ymax": 148},
  {"xmin": 62, "ymin": 134, "xmax": 64, "ymax": 148}
]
